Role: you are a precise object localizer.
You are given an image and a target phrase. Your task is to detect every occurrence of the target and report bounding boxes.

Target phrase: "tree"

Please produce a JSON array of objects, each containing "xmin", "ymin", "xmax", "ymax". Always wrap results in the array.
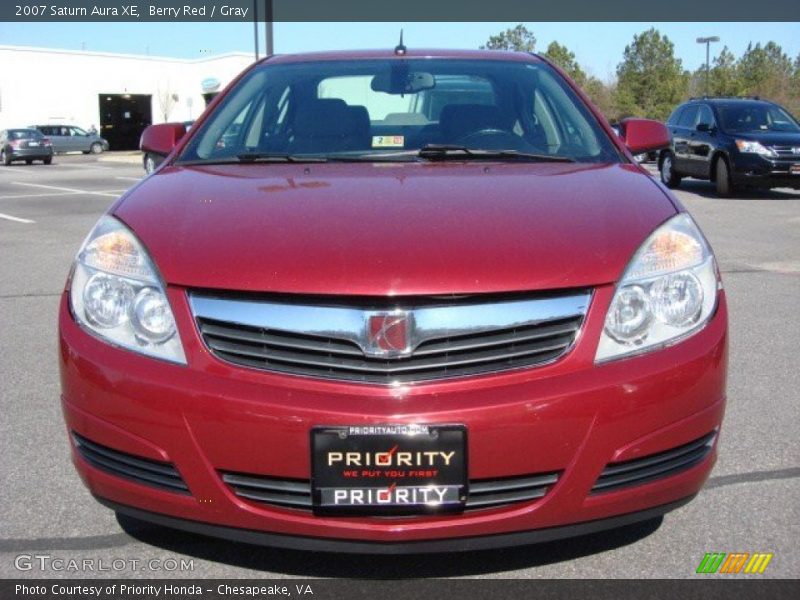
[
  {"xmin": 583, "ymin": 77, "xmax": 619, "ymax": 121},
  {"xmin": 543, "ymin": 41, "xmax": 586, "ymax": 87},
  {"xmin": 481, "ymin": 24, "xmax": 536, "ymax": 52},
  {"xmin": 710, "ymin": 47, "xmax": 742, "ymax": 97},
  {"xmin": 737, "ymin": 42, "xmax": 793, "ymax": 102},
  {"xmin": 614, "ymin": 28, "xmax": 688, "ymax": 120},
  {"xmin": 156, "ymin": 82, "xmax": 178, "ymax": 122}
]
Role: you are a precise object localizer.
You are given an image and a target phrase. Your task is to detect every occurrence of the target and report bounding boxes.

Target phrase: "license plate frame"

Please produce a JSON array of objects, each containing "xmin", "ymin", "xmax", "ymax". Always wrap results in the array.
[
  {"xmin": 311, "ymin": 424, "xmax": 467, "ymax": 515},
  {"xmin": 790, "ymin": 164, "xmax": 800, "ymax": 175}
]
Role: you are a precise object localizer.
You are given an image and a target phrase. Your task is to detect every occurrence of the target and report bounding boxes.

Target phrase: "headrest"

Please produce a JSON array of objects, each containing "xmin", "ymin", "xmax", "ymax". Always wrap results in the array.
[{"xmin": 293, "ymin": 99, "xmax": 354, "ymax": 137}]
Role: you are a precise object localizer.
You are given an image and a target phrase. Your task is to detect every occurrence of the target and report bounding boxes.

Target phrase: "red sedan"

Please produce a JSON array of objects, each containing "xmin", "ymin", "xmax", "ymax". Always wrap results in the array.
[{"xmin": 59, "ymin": 49, "xmax": 727, "ymax": 553}]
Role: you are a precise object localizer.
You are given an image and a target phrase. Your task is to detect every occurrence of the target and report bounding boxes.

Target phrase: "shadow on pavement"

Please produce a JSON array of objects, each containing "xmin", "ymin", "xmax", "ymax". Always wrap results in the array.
[
  {"xmin": 117, "ymin": 513, "xmax": 663, "ymax": 577},
  {"xmin": 672, "ymin": 179, "xmax": 800, "ymax": 200}
]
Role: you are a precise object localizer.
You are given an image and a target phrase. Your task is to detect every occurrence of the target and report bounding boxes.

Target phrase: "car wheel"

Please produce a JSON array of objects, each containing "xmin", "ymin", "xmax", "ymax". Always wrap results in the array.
[
  {"xmin": 715, "ymin": 158, "xmax": 735, "ymax": 197},
  {"xmin": 25, "ymin": 159, "xmax": 33, "ymax": 165},
  {"xmin": 144, "ymin": 154, "xmax": 156, "ymax": 174},
  {"xmin": 1, "ymin": 149, "xmax": 10, "ymax": 166},
  {"xmin": 44, "ymin": 157, "xmax": 52, "ymax": 165},
  {"xmin": 90, "ymin": 142, "xmax": 103, "ymax": 154},
  {"xmin": 660, "ymin": 153, "xmax": 681, "ymax": 188}
]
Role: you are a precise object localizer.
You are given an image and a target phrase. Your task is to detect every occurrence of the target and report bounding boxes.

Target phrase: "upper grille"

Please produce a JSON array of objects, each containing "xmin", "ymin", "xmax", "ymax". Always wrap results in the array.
[
  {"xmin": 591, "ymin": 431, "xmax": 716, "ymax": 494},
  {"xmin": 72, "ymin": 432, "xmax": 189, "ymax": 494},
  {"xmin": 221, "ymin": 471, "xmax": 560, "ymax": 512},
  {"xmin": 191, "ymin": 292, "xmax": 589, "ymax": 383},
  {"xmin": 768, "ymin": 145, "xmax": 800, "ymax": 160}
]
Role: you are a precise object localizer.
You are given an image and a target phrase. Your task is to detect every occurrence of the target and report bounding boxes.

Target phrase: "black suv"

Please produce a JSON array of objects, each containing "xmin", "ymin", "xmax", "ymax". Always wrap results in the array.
[{"xmin": 659, "ymin": 97, "xmax": 800, "ymax": 196}]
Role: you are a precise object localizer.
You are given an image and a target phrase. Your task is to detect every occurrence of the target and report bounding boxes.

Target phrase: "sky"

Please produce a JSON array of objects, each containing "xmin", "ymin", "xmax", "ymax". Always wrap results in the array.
[{"xmin": 1, "ymin": 21, "xmax": 798, "ymax": 81}]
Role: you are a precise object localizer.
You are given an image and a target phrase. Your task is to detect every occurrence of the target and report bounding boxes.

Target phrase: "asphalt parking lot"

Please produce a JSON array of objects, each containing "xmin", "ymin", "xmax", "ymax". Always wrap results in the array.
[{"xmin": 0, "ymin": 154, "xmax": 798, "ymax": 579}]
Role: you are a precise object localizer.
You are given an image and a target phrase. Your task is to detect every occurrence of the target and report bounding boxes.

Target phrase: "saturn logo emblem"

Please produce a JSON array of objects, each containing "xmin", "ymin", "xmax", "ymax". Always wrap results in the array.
[{"xmin": 366, "ymin": 313, "xmax": 412, "ymax": 357}]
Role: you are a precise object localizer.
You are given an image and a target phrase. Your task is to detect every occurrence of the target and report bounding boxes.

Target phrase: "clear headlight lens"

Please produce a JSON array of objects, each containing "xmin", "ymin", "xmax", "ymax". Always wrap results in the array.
[
  {"xmin": 69, "ymin": 216, "xmax": 186, "ymax": 364},
  {"xmin": 735, "ymin": 139, "xmax": 776, "ymax": 157},
  {"xmin": 596, "ymin": 213, "xmax": 719, "ymax": 362}
]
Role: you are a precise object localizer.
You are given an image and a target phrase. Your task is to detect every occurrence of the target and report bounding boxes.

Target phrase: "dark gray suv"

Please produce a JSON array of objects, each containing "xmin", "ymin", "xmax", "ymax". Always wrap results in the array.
[
  {"xmin": 31, "ymin": 125, "xmax": 110, "ymax": 154},
  {"xmin": 660, "ymin": 97, "xmax": 800, "ymax": 196}
]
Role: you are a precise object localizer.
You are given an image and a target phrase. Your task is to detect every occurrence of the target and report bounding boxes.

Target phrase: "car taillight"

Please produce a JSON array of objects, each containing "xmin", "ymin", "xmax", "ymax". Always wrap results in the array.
[
  {"xmin": 42, "ymin": 138, "xmax": 52, "ymax": 146},
  {"xmin": 8, "ymin": 140, "xmax": 21, "ymax": 148}
]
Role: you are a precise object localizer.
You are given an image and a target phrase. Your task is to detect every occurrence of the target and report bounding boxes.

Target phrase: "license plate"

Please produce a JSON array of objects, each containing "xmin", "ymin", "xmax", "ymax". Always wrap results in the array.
[
  {"xmin": 28, "ymin": 142, "xmax": 40, "ymax": 147},
  {"xmin": 790, "ymin": 164, "xmax": 800, "ymax": 175},
  {"xmin": 311, "ymin": 424, "xmax": 467, "ymax": 514}
]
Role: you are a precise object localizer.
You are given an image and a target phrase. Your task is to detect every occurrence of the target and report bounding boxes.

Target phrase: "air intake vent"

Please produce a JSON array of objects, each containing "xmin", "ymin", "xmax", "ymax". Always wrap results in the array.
[
  {"xmin": 592, "ymin": 431, "xmax": 716, "ymax": 494},
  {"xmin": 221, "ymin": 471, "xmax": 560, "ymax": 512},
  {"xmin": 72, "ymin": 432, "xmax": 189, "ymax": 494}
]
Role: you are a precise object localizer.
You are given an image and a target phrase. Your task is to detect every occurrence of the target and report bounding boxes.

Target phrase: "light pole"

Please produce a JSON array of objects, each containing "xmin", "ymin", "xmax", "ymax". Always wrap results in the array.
[
  {"xmin": 252, "ymin": 0, "xmax": 259, "ymax": 60},
  {"xmin": 264, "ymin": 0, "xmax": 274, "ymax": 56},
  {"xmin": 696, "ymin": 36, "xmax": 720, "ymax": 97}
]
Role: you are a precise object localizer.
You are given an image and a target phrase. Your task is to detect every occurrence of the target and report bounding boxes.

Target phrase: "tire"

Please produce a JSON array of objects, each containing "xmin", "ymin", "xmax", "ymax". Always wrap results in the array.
[
  {"xmin": 715, "ymin": 157, "xmax": 735, "ymax": 197},
  {"xmin": 90, "ymin": 142, "xmax": 103, "ymax": 154},
  {"xmin": 144, "ymin": 153, "xmax": 156, "ymax": 174},
  {"xmin": 44, "ymin": 157, "xmax": 52, "ymax": 165},
  {"xmin": 1, "ymin": 149, "xmax": 10, "ymax": 166},
  {"xmin": 659, "ymin": 152, "xmax": 681, "ymax": 188},
  {"xmin": 25, "ymin": 159, "xmax": 33, "ymax": 165}
]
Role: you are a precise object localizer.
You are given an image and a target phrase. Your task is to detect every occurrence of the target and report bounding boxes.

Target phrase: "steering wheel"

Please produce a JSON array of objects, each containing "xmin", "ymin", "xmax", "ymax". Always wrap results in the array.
[{"xmin": 458, "ymin": 128, "xmax": 520, "ymax": 149}]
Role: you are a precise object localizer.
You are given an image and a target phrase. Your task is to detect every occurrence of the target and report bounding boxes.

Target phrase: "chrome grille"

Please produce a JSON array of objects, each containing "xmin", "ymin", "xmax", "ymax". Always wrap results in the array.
[
  {"xmin": 769, "ymin": 145, "xmax": 800, "ymax": 160},
  {"xmin": 221, "ymin": 471, "xmax": 560, "ymax": 511},
  {"xmin": 190, "ymin": 291, "xmax": 589, "ymax": 383}
]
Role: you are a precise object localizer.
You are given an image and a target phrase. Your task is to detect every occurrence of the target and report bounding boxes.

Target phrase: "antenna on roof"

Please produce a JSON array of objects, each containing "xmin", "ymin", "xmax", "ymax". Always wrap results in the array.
[{"xmin": 394, "ymin": 29, "xmax": 407, "ymax": 55}]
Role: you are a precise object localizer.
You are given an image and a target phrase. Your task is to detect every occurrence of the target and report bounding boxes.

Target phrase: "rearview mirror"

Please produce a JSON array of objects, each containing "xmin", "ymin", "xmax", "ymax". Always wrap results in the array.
[
  {"xmin": 618, "ymin": 118, "xmax": 671, "ymax": 156},
  {"xmin": 371, "ymin": 71, "xmax": 435, "ymax": 95},
  {"xmin": 140, "ymin": 123, "xmax": 187, "ymax": 157}
]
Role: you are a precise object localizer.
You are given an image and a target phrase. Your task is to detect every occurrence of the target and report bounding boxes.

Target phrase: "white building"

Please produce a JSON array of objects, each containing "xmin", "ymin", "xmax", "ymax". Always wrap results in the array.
[{"xmin": 0, "ymin": 45, "xmax": 254, "ymax": 149}]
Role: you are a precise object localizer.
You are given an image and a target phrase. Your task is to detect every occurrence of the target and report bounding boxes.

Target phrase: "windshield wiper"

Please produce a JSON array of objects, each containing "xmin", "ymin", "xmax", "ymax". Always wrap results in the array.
[
  {"xmin": 417, "ymin": 144, "xmax": 575, "ymax": 163},
  {"xmin": 236, "ymin": 152, "xmax": 328, "ymax": 163}
]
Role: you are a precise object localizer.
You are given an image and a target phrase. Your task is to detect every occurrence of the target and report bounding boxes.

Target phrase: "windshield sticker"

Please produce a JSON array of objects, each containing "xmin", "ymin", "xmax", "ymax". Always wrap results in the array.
[{"xmin": 372, "ymin": 135, "xmax": 404, "ymax": 148}]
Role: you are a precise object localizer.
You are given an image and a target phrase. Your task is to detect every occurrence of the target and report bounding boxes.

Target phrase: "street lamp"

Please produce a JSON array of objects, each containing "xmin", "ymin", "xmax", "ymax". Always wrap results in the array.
[{"xmin": 696, "ymin": 36, "xmax": 720, "ymax": 97}]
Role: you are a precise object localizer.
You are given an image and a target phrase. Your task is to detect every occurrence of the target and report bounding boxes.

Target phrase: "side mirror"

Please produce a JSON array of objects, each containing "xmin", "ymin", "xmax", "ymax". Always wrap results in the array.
[
  {"xmin": 696, "ymin": 122, "xmax": 712, "ymax": 132},
  {"xmin": 619, "ymin": 118, "xmax": 671, "ymax": 155},
  {"xmin": 140, "ymin": 123, "xmax": 187, "ymax": 157}
]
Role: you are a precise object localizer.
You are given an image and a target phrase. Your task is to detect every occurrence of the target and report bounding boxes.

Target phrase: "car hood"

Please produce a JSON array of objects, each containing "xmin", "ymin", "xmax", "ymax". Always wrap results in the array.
[{"xmin": 114, "ymin": 161, "xmax": 676, "ymax": 296}]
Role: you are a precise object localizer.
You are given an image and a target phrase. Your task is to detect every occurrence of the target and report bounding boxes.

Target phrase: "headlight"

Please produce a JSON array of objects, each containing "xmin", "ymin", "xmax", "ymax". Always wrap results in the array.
[
  {"xmin": 69, "ymin": 215, "xmax": 186, "ymax": 364},
  {"xmin": 735, "ymin": 139, "xmax": 776, "ymax": 157},
  {"xmin": 595, "ymin": 213, "xmax": 719, "ymax": 362}
]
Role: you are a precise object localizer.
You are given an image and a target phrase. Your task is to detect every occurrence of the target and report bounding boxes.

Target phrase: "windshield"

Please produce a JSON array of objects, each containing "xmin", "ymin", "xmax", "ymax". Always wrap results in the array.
[
  {"xmin": 717, "ymin": 103, "xmax": 800, "ymax": 133},
  {"xmin": 177, "ymin": 59, "xmax": 620, "ymax": 164},
  {"xmin": 8, "ymin": 129, "xmax": 43, "ymax": 140}
]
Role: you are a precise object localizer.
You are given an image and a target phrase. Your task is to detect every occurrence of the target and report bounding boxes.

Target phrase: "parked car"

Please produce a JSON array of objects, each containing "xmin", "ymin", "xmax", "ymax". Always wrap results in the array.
[
  {"xmin": 31, "ymin": 125, "xmax": 110, "ymax": 154},
  {"xmin": 659, "ymin": 97, "xmax": 800, "ymax": 196},
  {"xmin": 0, "ymin": 128, "xmax": 53, "ymax": 165},
  {"xmin": 610, "ymin": 123, "xmax": 655, "ymax": 163},
  {"xmin": 142, "ymin": 120, "xmax": 193, "ymax": 173},
  {"xmin": 59, "ymin": 49, "xmax": 727, "ymax": 553}
]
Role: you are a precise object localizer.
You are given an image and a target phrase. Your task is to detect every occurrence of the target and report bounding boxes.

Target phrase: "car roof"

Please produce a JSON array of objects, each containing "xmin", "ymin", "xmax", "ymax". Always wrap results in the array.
[
  {"xmin": 264, "ymin": 49, "xmax": 543, "ymax": 65},
  {"xmin": 687, "ymin": 98, "xmax": 774, "ymax": 107}
]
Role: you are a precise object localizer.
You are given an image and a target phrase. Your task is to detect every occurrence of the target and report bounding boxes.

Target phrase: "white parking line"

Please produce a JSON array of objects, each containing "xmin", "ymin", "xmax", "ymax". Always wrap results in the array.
[
  {"xmin": 0, "ymin": 212, "xmax": 35, "ymax": 224},
  {"xmin": 115, "ymin": 176, "xmax": 142, "ymax": 182},
  {"xmin": 10, "ymin": 182, "xmax": 120, "ymax": 198},
  {"xmin": 0, "ymin": 191, "xmax": 79, "ymax": 200}
]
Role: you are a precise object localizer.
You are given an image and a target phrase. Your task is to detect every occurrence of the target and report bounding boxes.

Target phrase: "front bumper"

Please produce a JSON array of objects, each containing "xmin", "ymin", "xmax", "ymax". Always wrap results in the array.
[
  {"xmin": 59, "ymin": 284, "xmax": 728, "ymax": 548},
  {"xmin": 730, "ymin": 153, "xmax": 800, "ymax": 188}
]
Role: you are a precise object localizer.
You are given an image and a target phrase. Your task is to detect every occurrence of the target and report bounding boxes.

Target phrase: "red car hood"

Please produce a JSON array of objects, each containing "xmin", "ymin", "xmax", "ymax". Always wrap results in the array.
[{"xmin": 115, "ymin": 161, "xmax": 675, "ymax": 296}]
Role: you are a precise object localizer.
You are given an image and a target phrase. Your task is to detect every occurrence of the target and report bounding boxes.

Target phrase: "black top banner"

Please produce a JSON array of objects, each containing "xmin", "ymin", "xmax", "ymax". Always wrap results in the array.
[{"xmin": 3, "ymin": 0, "xmax": 800, "ymax": 22}]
